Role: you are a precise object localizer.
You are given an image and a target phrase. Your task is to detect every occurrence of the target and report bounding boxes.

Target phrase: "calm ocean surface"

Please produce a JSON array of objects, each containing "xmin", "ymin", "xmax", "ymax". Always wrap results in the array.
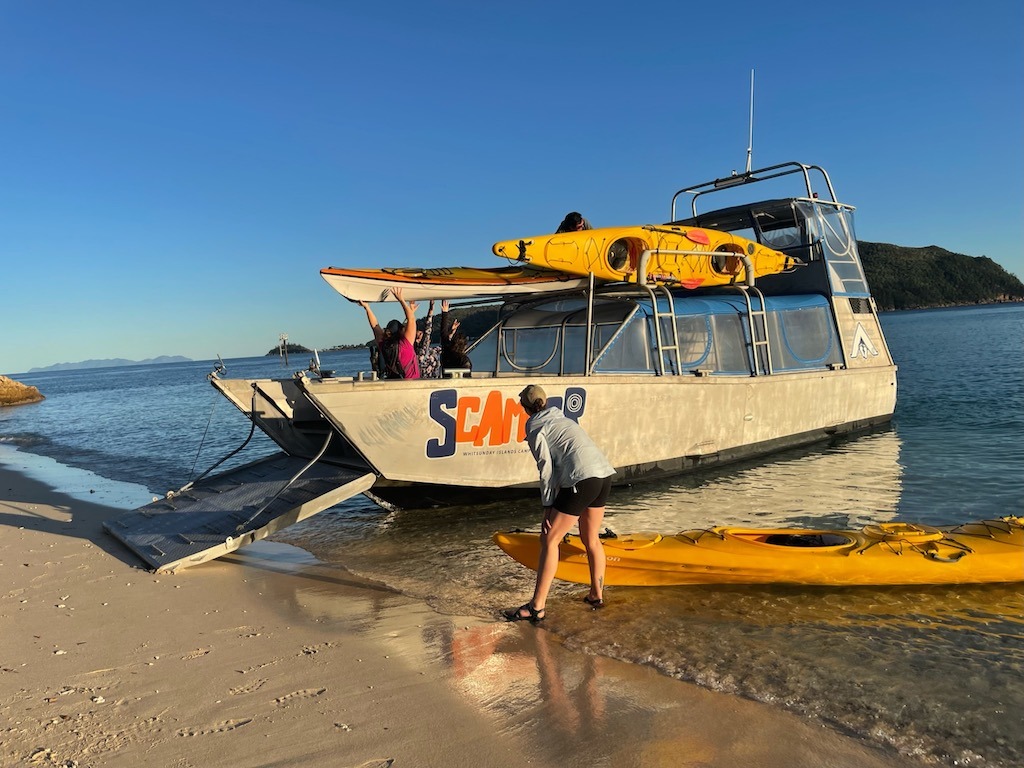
[{"xmin": 3, "ymin": 303, "xmax": 1023, "ymax": 766}]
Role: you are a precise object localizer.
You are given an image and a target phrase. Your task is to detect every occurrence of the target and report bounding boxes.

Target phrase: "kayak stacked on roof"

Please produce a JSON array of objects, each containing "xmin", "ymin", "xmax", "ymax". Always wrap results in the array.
[
  {"xmin": 491, "ymin": 224, "xmax": 800, "ymax": 287},
  {"xmin": 212, "ymin": 161, "xmax": 898, "ymax": 509}
]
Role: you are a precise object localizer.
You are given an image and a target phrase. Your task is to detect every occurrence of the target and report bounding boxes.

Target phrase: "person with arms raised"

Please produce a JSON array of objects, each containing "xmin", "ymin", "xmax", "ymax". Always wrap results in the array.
[{"xmin": 357, "ymin": 287, "xmax": 420, "ymax": 379}]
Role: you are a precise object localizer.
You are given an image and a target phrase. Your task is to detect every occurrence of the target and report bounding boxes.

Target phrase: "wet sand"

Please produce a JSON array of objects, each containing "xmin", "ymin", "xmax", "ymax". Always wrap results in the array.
[{"xmin": 0, "ymin": 462, "xmax": 925, "ymax": 768}]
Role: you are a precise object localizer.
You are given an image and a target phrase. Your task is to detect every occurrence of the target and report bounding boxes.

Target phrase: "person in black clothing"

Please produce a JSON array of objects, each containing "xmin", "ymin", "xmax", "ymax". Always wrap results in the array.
[
  {"xmin": 440, "ymin": 300, "xmax": 472, "ymax": 372},
  {"xmin": 555, "ymin": 211, "xmax": 591, "ymax": 234}
]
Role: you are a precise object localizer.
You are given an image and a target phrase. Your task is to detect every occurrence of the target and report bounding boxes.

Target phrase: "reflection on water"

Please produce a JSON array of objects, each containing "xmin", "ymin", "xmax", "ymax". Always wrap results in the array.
[
  {"xmin": 274, "ymin": 429, "xmax": 1024, "ymax": 767},
  {"xmin": 561, "ymin": 582, "xmax": 1024, "ymax": 767},
  {"xmin": 607, "ymin": 429, "xmax": 904, "ymax": 531},
  {"xmin": 279, "ymin": 430, "xmax": 911, "ymax": 618},
  {"xmin": 230, "ymin": 542, "xmax": 918, "ymax": 768}
]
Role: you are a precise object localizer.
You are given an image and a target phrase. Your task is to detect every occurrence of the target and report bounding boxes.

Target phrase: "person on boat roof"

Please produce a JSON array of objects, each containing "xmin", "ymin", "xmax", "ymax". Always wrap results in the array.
[
  {"xmin": 357, "ymin": 287, "xmax": 420, "ymax": 379},
  {"xmin": 555, "ymin": 211, "xmax": 591, "ymax": 234},
  {"xmin": 504, "ymin": 384, "xmax": 615, "ymax": 624}
]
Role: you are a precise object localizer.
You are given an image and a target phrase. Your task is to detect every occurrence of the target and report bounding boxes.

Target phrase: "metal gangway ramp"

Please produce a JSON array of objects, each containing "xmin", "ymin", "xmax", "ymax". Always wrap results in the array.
[{"xmin": 104, "ymin": 453, "xmax": 376, "ymax": 573}]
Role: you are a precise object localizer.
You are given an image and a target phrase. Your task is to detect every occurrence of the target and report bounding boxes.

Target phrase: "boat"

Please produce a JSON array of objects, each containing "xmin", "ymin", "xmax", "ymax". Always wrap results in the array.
[
  {"xmin": 320, "ymin": 264, "xmax": 594, "ymax": 303},
  {"xmin": 492, "ymin": 518, "xmax": 1024, "ymax": 586},
  {"xmin": 200, "ymin": 160, "xmax": 897, "ymax": 510},
  {"xmin": 492, "ymin": 224, "xmax": 801, "ymax": 287}
]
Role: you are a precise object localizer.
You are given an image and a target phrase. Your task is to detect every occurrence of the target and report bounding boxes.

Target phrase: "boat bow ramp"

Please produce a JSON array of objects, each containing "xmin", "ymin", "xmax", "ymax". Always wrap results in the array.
[{"xmin": 104, "ymin": 453, "xmax": 375, "ymax": 573}]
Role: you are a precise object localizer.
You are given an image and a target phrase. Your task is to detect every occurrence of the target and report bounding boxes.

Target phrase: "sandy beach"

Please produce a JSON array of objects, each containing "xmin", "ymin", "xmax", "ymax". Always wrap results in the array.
[{"xmin": 0, "ymin": 461, "xmax": 925, "ymax": 768}]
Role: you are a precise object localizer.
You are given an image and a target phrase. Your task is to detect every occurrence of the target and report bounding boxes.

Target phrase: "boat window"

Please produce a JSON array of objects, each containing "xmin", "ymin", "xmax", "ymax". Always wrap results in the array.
[
  {"xmin": 797, "ymin": 200, "xmax": 869, "ymax": 297},
  {"xmin": 708, "ymin": 314, "xmax": 751, "ymax": 373},
  {"xmin": 467, "ymin": 329, "xmax": 496, "ymax": 372},
  {"xmin": 767, "ymin": 306, "xmax": 842, "ymax": 370},
  {"xmin": 668, "ymin": 298, "xmax": 755, "ymax": 375},
  {"xmin": 676, "ymin": 316, "xmax": 712, "ymax": 367},
  {"xmin": 760, "ymin": 223, "xmax": 802, "ymax": 252},
  {"xmin": 490, "ymin": 298, "xmax": 645, "ymax": 375},
  {"xmin": 592, "ymin": 317, "xmax": 655, "ymax": 373},
  {"xmin": 728, "ymin": 225, "xmax": 758, "ymax": 244},
  {"xmin": 501, "ymin": 327, "xmax": 561, "ymax": 372}
]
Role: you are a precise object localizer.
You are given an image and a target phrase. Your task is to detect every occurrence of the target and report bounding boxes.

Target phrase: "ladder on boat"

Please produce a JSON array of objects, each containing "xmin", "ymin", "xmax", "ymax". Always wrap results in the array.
[
  {"xmin": 736, "ymin": 285, "xmax": 773, "ymax": 376},
  {"xmin": 643, "ymin": 284, "xmax": 682, "ymax": 375}
]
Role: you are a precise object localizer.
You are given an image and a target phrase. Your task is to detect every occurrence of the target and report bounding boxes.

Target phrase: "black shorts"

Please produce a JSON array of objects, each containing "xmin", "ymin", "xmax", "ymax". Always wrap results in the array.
[{"xmin": 552, "ymin": 475, "xmax": 612, "ymax": 517}]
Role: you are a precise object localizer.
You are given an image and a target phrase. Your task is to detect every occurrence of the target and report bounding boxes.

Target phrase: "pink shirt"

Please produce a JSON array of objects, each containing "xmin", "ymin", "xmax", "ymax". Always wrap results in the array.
[{"xmin": 379, "ymin": 337, "xmax": 420, "ymax": 379}]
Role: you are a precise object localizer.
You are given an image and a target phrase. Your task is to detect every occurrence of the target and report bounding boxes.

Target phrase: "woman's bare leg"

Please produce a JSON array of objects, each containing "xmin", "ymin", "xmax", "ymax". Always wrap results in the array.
[
  {"xmin": 531, "ymin": 509, "xmax": 578, "ymax": 612},
  {"xmin": 578, "ymin": 505, "xmax": 606, "ymax": 601}
]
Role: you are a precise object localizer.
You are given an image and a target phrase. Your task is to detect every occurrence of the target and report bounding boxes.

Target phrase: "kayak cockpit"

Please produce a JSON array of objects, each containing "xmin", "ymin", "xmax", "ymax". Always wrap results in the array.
[{"xmin": 725, "ymin": 530, "xmax": 856, "ymax": 548}]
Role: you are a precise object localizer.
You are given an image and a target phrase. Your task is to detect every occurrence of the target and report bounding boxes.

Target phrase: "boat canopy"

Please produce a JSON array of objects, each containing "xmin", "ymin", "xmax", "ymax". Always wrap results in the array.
[
  {"xmin": 469, "ymin": 291, "xmax": 842, "ymax": 377},
  {"xmin": 673, "ymin": 196, "xmax": 870, "ymax": 299}
]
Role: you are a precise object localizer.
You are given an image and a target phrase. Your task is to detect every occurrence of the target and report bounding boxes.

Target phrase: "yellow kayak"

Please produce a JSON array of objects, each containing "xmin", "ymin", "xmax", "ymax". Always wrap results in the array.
[
  {"xmin": 493, "ymin": 518, "xmax": 1024, "ymax": 587},
  {"xmin": 492, "ymin": 225, "xmax": 800, "ymax": 287}
]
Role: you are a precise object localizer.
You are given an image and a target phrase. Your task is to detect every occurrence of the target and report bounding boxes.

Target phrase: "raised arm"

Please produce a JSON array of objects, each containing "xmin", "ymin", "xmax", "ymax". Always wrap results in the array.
[
  {"xmin": 390, "ymin": 287, "xmax": 417, "ymax": 344},
  {"xmin": 357, "ymin": 300, "xmax": 384, "ymax": 344},
  {"xmin": 440, "ymin": 299, "xmax": 453, "ymax": 342},
  {"xmin": 413, "ymin": 300, "xmax": 435, "ymax": 354}
]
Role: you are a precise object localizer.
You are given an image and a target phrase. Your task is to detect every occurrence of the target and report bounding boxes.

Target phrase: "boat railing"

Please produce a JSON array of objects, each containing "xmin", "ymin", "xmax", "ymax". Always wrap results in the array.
[
  {"xmin": 636, "ymin": 248, "xmax": 756, "ymax": 289},
  {"xmin": 670, "ymin": 161, "xmax": 840, "ymax": 220}
]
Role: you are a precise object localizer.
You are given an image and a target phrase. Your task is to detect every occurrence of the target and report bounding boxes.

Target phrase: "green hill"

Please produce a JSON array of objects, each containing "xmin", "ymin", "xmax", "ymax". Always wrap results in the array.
[
  {"xmin": 859, "ymin": 242, "xmax": 1024, "ymax": 311},
  {"xmin": 266, "ymin": 343, "xmax": 312, "ymax": 356}
]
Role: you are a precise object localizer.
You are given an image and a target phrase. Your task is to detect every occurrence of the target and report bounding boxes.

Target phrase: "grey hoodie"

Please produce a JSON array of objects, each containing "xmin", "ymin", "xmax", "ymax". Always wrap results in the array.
[{"xmin": 524, "ymin": 407, "xmax": 615, "ymax": 507}]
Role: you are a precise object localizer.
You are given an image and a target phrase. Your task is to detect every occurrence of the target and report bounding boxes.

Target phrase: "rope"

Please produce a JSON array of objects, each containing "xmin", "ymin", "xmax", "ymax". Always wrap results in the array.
[
  {"xmin": 233, "ymin": 429, "xmax": 334, "ymax": 534},
  {"xmin": 188, "ymin": 392, "xmax": 221, "ymax": 483},
  {"xmin": 166, "ymin": 386, "xmax": 258, "ymax": 499}
]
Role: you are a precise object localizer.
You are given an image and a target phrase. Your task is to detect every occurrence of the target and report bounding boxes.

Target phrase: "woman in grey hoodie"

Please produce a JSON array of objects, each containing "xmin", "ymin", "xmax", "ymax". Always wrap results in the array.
[{"xmin": 505, "ymin": 384, "xmax": 615, "ymax": 623}]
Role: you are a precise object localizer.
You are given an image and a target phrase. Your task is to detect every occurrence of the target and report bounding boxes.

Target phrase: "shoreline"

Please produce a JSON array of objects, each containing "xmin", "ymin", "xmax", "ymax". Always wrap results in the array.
[{"xmin": 0, "ymin": 458, "xmax": 924, "ymax": 767}]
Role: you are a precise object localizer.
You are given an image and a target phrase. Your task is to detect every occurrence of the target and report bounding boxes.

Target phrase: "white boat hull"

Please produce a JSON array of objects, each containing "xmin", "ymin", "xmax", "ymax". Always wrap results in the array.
[{"xmin": 213, "ymin": 366, "xmax": 897, "ymax": 497}]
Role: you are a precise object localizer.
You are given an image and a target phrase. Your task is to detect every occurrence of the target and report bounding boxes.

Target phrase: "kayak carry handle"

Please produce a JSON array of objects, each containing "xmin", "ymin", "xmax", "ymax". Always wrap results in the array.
[{"xmin": 924, "ymin": 550, "xmax": 968, "ymax": 564}]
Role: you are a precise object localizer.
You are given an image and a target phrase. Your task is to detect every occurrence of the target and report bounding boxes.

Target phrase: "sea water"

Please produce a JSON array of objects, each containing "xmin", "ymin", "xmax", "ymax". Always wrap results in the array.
[{"xmin": 2, "ymin": 304, "xmax": 1023, "ymax": 767}]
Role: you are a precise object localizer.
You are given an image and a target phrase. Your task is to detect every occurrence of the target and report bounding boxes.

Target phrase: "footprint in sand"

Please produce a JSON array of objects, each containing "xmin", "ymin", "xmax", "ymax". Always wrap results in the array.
[
  {"xmin": 301, "ymin": 641, "xmax": 337, "ymax": 656},
  {"xmin": 229, "ymin": 678, "xmax": 267, "ymax": 696},
  {"xmin": 176, "ymin": 718, "xmax": 252, "ymax": 737},
  {"xmin": 274, "ymin": 688, "xmax": 326, "ymax": 706}
]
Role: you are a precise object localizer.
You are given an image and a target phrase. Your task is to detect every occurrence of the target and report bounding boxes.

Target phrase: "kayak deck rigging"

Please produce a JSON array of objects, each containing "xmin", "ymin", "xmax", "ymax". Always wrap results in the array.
[{"xmin": 493, "ymin": 517, "xmax": 1024, "ymax": 586}]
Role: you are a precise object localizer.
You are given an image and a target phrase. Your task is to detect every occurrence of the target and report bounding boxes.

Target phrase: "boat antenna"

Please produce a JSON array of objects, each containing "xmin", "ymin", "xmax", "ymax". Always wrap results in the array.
[{"xmin": 745, "ymin": 68, "xmax": 754, "ymax": 174}]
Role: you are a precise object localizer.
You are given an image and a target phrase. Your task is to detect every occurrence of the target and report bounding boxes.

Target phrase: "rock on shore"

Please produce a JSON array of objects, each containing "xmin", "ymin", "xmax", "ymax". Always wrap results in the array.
[{"xmin": 0, "ymin": 375, "xmax": 44, "ymax": 406}]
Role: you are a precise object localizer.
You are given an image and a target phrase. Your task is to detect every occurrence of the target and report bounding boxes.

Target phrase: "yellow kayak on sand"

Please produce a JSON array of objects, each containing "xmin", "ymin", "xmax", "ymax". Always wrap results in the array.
[
  {"xmin": 493, "ymin": 518, "xmax": 1024, "ymax": 587},
  {"xmin": 492, "ymin": 225, "xmax": 800, "ymax": 288}
]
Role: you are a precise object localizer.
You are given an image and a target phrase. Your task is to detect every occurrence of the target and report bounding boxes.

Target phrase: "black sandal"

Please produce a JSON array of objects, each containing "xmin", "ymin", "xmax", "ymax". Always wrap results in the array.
[
  {"xmin": 583, "ymin": 595, "xmax": 605, "ymax": 609},
  {"xmin": 504, "ymin": 603, "xmax": 545, "ymax": 623}
]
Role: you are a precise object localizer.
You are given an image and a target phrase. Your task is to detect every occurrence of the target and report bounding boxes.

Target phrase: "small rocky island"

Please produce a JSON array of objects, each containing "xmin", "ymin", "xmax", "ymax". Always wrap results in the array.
[{"xmin": 0, "ymin": 376, "xmax": 45, "ymax": 407}]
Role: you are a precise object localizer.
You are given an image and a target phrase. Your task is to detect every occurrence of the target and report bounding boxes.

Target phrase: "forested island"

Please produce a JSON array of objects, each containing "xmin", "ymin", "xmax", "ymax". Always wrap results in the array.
[{"xmin": 859, "ymin": 242, "xmax": 1023, "ymax": 310}]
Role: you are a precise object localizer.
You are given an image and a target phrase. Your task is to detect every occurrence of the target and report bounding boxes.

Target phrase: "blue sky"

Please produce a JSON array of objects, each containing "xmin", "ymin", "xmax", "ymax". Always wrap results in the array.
[{"xmin": 2, "ymin": 1, "xmax": 1021, "ymax": 374}]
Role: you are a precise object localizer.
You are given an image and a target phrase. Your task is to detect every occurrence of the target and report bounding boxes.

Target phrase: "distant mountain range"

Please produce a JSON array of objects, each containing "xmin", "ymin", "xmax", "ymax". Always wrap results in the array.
[{"xmin": 28, "ymin": 356, "xmax": 193, "ymax": 373}]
